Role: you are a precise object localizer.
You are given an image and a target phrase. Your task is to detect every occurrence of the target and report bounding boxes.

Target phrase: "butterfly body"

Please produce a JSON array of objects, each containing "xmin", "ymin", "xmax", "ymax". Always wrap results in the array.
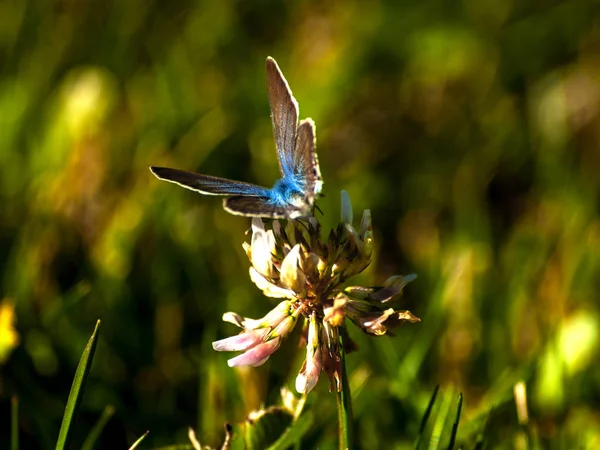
[{"xmin": 150, "ymin": 57, "xmax": 322, "ymax": 219}]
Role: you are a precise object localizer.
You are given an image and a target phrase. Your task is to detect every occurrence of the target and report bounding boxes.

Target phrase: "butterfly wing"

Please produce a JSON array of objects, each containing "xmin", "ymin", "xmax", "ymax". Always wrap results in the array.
[
  {"xmin": 150, "ymin": 166, "xmax": 270, "ymax": 197},
  {"xmin": 224, "ymin": 196, "xmax": 304, "ymax": 219},
  {"xmin": 266, "ymin": 58, "xmax": 323, "ymax": 199},
  {"xmin": 266, "ymin": 57, "xmax": 299, "ymax": 179},
  {"xmin": 295, "ymin": 118, "xmax": 323, "ymax": 197}
]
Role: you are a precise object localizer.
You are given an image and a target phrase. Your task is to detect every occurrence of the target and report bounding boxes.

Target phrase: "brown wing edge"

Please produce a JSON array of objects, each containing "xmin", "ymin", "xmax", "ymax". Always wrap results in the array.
[{"xmin": 223, "ymin": 196, "xmax": 305, "ymax": 219}]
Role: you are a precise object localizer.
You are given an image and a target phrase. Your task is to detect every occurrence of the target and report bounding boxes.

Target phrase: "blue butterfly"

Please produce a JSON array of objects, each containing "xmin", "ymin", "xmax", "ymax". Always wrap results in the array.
[{"xmin": 150, "ymin": 57, "xmax": 322, "ymax": 219}]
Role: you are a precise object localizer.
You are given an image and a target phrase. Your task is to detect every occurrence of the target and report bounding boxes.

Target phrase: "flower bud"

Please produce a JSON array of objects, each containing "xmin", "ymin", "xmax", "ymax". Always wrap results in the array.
[
  {"xmin": 340, "ymin": 190, "xmax": 353, "ymax": 225},
  {"xmin": 360, "ymin": 209, "xmax": 372, "ymax": 239},
  {"xmin": 302, "ymin": 252, "xmax": 319, "ymax": 284}
]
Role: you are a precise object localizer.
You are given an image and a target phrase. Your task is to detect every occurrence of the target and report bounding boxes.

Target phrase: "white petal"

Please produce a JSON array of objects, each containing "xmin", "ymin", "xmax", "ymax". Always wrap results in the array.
[
  {"xmin": 280, "ymin": 244, "xmax": 306, "ymax": 293},
  {"xmin": 249, "ymin": 268, "xmax": 295, "ymax": 298}
]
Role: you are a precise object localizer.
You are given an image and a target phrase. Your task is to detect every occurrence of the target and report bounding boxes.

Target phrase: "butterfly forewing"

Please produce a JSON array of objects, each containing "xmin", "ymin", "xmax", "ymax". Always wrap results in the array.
[
  {"xmin": 150, "ymin": 166, "xmax": 269, "ymax": 197},
  {"xmin": 266, "ymin": 57, "xmax": 299, "ymax": 179}
]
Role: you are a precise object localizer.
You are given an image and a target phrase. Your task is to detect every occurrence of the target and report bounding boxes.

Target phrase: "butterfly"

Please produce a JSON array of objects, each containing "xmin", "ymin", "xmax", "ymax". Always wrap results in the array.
[{"xmin": 150, "ymin": 57, "xmax": 322, "ymax": 219}]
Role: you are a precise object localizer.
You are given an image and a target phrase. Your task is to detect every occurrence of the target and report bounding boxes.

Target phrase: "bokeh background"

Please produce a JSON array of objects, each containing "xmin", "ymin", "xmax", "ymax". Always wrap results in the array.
[{"xmin": 1, "ymin": 0, "xmax": 599, "ymax": 448}]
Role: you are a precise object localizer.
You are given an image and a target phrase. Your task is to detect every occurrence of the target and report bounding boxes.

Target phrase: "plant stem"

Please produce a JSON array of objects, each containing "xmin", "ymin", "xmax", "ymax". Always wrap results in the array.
[{"xmin": 337, "ymin": 327, "xmax": 354, "ymax": 450}]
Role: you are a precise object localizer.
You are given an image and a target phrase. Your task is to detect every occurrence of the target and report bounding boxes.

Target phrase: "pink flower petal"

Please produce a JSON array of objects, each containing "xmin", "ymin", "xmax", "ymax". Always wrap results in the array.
[
  {"xmin": 227, "ymin": 337, "xmax": 282, "ymax": 367},
  {"xmin": 212, "ymin": 328, "xmax": 269, "ymax": 352},
  {"xmin": 295, "ymin": 315, "xmax": 322, "ymax": 394}
]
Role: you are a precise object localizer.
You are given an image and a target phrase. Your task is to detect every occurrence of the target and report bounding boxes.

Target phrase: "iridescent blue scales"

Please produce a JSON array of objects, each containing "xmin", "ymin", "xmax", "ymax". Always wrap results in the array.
[{"xmin": 150, "ymin": 57, "xmax": 322, "ymax": 219}]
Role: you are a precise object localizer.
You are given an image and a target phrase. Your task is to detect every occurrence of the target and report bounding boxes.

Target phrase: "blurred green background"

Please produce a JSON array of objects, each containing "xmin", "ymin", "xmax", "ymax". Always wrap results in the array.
[{"xmin": 1, "ymin": 0, "xmax": 599, "ymax": 448}]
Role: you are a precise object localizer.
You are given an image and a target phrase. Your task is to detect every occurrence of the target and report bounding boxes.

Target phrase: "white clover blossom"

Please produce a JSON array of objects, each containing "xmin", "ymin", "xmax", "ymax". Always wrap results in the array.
[{"xmin": 213, "ymin": 191, "xmax": 420, "ymax": 394}]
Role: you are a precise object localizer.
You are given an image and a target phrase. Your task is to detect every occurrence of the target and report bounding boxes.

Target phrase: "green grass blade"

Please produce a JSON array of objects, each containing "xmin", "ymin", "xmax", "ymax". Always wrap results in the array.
[
  {"xmin": 414, "ymin": 385, "xmax": 439, "ymax": 450},
  {"xmin": 55, "ymin": 320, "xmax": 101, "ymax": 450},
  {"xmin": 129, "ymin": 430, "xmax": 149, "ymax": 449},
  {"xmin": 447, "ymin": 393, "xmax": 463, "ymax": 450},
  {"xmin": 81, "ymin": 405, "xmax": 115, "ymax": 450},
  {"xmin": 11, "ymin": 396, "xmax": 18, "ymax": 450},
  {"xmin": 429, "ymin": 390, "xmax": 453, "ymax": 450}
]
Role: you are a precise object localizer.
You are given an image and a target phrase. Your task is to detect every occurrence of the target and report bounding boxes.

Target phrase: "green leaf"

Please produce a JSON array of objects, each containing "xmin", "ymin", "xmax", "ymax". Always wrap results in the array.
[
  {"xmin": 55, "ymin": 320, "xmax": 101, "ymax": 450},
  {"xmin": 81, "ymin": 405, "xmax": 115, "ymax": 450}
]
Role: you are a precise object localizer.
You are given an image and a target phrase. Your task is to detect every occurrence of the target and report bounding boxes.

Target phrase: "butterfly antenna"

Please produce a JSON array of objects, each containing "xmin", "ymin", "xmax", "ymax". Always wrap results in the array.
[{"xmin": 314, "ymin": 203, "xmax": 324, "ymax": 216}]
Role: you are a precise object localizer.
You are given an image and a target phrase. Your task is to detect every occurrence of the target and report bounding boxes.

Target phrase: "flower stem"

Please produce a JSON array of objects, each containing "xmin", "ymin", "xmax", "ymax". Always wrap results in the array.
[{"xmin": 336, "ymin": 327, "xmax": 354, "ymax": 450}]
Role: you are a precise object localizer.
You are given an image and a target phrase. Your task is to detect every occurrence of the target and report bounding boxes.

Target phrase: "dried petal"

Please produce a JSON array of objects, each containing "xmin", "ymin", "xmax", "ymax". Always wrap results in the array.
[
  {"xmin": 370, "ymin": 274, "xmax": 417, "ymax": 303},
  {"xmin": 323, "ymin": 294, "xmax": 347, "ymax": 327},
  {"xmin": 302, "ymin": 252, "xmax": 323, "ymax": 284},
  {"xmin": 355, "ymin": 308, "xmax": 420, "ymax": 335},
  {"xmin": 321, "ymin": 322, "xmax": 342, "ymax": 392}
]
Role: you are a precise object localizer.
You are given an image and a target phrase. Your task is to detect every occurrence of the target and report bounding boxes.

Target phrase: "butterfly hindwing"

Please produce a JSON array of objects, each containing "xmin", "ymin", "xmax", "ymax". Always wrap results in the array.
[
  {"xmin": 266, "ymin": 57, "xmax": 299, "ymax": 179},
  {"xmin": 294, "ymin": 118, "xmax": 322, "ymax": 197},
  {"xmin": 223, "ymin": 196, "xmax": 303, "ymax": 219},
  {"xmin": 150, "ymin": 166, "xmax": 269, "ymax": 197}
]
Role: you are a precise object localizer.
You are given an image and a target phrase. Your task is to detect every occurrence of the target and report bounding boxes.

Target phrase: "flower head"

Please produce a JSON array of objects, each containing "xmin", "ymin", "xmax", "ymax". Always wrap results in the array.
[{"xmin": 213, "ymin": 191, "xmax": 420, "ymax": 394}]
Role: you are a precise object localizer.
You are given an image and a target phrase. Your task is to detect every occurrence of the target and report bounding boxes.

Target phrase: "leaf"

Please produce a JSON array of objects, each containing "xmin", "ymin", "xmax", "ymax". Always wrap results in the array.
[{"xmin": 55, "ymin": 320, "xmax": 101, "ymax": 450}]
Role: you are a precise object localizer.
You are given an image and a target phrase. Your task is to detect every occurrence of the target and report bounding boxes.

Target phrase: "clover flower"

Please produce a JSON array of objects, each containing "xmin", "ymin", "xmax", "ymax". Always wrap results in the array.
[{"xmin": 212, "ymin": 191, "xmax": 420, "ymax": 394}]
